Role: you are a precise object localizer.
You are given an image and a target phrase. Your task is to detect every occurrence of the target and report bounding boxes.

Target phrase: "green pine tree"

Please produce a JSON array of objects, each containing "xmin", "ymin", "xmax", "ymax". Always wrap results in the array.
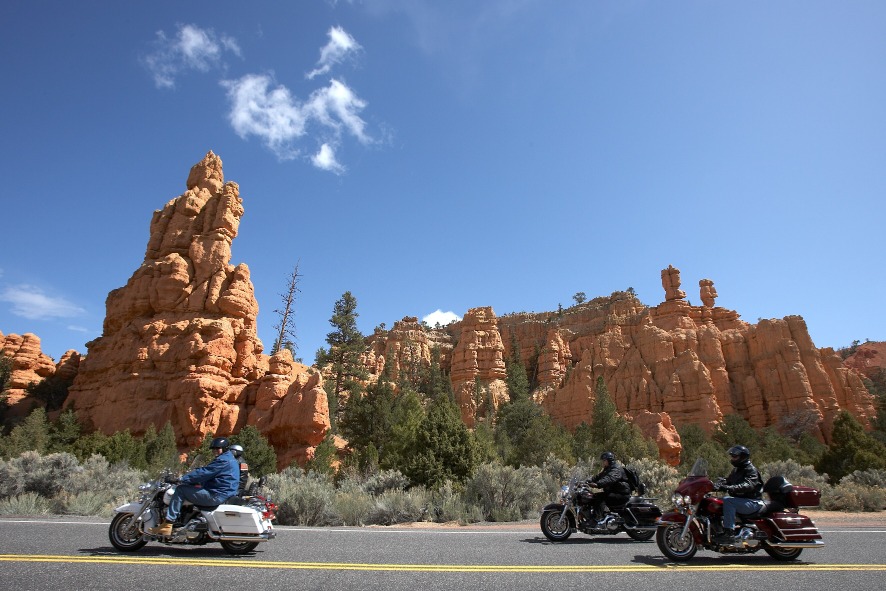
[
  {"xmin": 232, "ymin": 425, "xmax": 278, "ymax": 478},
  {"xmin": 404, "ymin": 396, "xmax": 478, "ymax": 487}
]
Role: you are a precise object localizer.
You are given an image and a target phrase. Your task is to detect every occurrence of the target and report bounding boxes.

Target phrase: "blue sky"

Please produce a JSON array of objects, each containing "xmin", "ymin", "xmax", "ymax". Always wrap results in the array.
[{"xmin": 1, "ymin": 0, "xmax": 884, "ymax": 364}]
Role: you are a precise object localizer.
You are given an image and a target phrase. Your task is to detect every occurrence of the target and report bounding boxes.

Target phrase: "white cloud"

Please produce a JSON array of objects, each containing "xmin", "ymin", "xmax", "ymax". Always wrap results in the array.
[
  {"xmin": 222, "ymin": 75, "xmax": 370, "ymax": 162},
  {"xmin": 423, "ymin": 310, "xmax": 461, "ymax": 327},
  {"xmin": 144, "ymin": 24, "xmax": 240, "ymax": 88},
  {"xmin": 307, "ymin": 26, "xmax": 362, "ymax": 79},
  {"xmin": 0, "ymin": 285, "xmax": 86, "ymax": 320},
  {"xmin": 222, "ymin": 74, "xmax": 307, "ymax": 159},
  {"xmin": 66, "ymin": 325, "xmax": 90, "ymax": 333},
  {"xmin": 312, "ymin": 143, "xmax": 345, "ymax": 174}
]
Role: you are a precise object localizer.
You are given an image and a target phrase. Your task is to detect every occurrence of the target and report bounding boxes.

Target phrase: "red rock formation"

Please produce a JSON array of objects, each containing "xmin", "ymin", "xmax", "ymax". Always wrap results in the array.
[
  {"xmin": 843, "ymin": 341, "xmax": 886, "ymax": 380},
  {"xmin": 363, "ymin": 269, "xmax": 876, "ymax": 465},
  {"xmin": 63, "ymin": 153, "xmax": 328, "ymax": 467},
  {"xmin": 449, "ymin": 307, "xmax": 509, "ymax": 426},
  {"xmin": 0, "ymin": 331, "xmax": 78, "ymax": 419}
]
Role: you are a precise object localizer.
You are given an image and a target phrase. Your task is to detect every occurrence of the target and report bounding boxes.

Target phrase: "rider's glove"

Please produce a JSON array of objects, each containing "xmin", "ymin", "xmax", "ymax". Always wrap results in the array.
[{"xmin": 712, "ymin": 478, "xmax": 727, "ymax": 492}]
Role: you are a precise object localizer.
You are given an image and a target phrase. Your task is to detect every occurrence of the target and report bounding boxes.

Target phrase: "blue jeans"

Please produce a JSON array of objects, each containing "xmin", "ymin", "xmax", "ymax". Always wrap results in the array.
[
  {"xmin": 165, "ymin": 485, "xmax": 221, "ymax": 522},
  {"xmin": 722, "ymin": 496, "xmax": 765, "ymax": 530}
]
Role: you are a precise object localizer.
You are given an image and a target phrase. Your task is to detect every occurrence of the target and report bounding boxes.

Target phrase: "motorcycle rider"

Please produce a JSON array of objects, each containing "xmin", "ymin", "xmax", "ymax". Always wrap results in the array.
[
  {"xmin": 230, "ymin": 444, "xmax": 250, "ymax": 496},
  {"xmin": 712, "ymin": 444, "xmax": 765, "ymax": 544},
  {"xmin": 587, "ymin": 451, "xmax": 631, "ymax": 522},
  {"xmin": 150, "ymin": 436, "xmax": 240, "ymax": 536}
]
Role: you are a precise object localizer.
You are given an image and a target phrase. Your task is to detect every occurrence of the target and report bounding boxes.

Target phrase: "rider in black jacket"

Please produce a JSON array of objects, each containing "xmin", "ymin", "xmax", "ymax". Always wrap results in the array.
[
  {"xmin": 712, "ymin": 445, "xmax": 765, "ymax": 544},
  {"xmin": 587, "ymin": 451, "xmax": 631, "ymax": 521}
]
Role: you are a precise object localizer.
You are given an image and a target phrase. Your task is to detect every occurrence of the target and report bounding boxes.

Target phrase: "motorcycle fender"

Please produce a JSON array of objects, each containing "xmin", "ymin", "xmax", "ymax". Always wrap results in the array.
[
  {"xmin": 542, "ymin": 502, "xmax": 567, "ymax": 512},
  {"xmin": 658, "ymin": 511, "xmax": 688, "ymax": 525},
  {"xmin": 114, "ymin": 501, "xmax": 145, "ymax": 515}
]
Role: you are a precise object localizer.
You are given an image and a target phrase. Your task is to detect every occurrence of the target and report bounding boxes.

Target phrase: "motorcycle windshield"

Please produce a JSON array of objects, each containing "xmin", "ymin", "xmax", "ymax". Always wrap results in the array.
[{"xmin": 688, "ymin": 458, "xmax": 709, "ymax": 477}]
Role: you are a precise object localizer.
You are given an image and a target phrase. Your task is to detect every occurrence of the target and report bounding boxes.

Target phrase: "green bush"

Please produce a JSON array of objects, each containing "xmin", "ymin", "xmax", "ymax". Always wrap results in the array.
[
  {"xmin": 0, "ymin": 451, "xmax": 81, "ymax": 498},
  {"xmin": 464, "ymin": 462, "xmax": 548, "ymax": 522},
  {"xmin": 840, "ymin": 469, "xmax": 886, "ymax": 488},
  {"xmin": 626, "ymin": 456, "xmax": 680, "ymax": 503},
  {"xmin": 265, "ymin": 468, "xmax": 337, "ymax": 526},
  {"xmin": 760, "ymin": 459, "xmax": 830, "ymax": 490},
  {"xmin": 821, "ymin": 482, "xmax": 886, "ymax": 512},
  {"xmin": 426, "ymin": 480, "xmax": 483, "ymax": 524},
  {"xmin": 332, "ymin": 488, "xmax": 374, "ymax": 526},
  {"xmin": 0, "ymin": 492, "xmax": 51, "ymax": 515},
  {"xmin": 56, "ymin": 491, "xmax": 114, "ymax": 517},
  {"xmin": 366, "ymin": 488, "xmax": 429, "ymax": 525}
]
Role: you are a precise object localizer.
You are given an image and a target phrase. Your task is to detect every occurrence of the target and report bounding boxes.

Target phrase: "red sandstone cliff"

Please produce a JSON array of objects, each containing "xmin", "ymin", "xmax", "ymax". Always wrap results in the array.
[
  {"xmin": 0, "ymin": 331, "xmax": 79, "ymax": 419},
  {"xmin": 61, "ymin": 152, "xmax": 328, "ymax": 468}
]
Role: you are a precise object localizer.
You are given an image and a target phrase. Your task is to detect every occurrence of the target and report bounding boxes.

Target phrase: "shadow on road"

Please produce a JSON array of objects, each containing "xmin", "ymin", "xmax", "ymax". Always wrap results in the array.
[
  {"xmin": 631, "ymin": 553, "xmax": 815, "ymax": 567},
  {"xmin": 79, "ymin": 545, "xmax": 262, "ymax": 558}
]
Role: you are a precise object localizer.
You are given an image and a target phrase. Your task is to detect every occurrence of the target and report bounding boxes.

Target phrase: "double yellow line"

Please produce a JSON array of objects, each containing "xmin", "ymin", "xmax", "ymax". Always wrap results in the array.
[{"xmin": 2, "ymin": 555, "xmax": 886, "ymax": 572}]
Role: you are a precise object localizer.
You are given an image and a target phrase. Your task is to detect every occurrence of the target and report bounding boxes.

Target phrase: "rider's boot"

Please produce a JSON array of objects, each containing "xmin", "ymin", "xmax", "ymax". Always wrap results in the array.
[
  {"xmin": 149, "ymin": 519, "xmax": 173, "ymax": 536},
  {"xmin": 712, "ymin": 527, "xmax": 738, "ymax": 544}
]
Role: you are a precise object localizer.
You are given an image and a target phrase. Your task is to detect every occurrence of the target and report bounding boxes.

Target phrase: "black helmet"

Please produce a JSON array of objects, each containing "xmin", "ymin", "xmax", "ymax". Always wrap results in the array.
[
  {"xmin": 600, "ymin": 451, "xmax": 616, "ymax": 463},
  {"xmin": 210, "ymin": 437, "xmax": 230, "ymax": 451},
  {"xmin": 727, "ymin": 445, "xmax": 750, "ymax": 466},
  {"xmin": 229, "ymin": 444, "xmax": 244, "ymax": 458}
]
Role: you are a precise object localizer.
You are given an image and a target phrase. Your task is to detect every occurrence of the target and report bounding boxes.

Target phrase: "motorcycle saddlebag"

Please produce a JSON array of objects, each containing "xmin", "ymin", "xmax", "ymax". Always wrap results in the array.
[
  {"xmin": 787, "ymin": 486, "xmax": 821, "ymax": 508},
  {"xmin": 205, "ymin": 504, "xmax": 264, "ymax": 534},
  {"xmin": 766, "ymin": 513, "xmax": 822, "ymax": 541}
]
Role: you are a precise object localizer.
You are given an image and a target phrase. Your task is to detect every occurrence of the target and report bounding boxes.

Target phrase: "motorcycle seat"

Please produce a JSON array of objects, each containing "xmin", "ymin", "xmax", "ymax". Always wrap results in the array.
[{"xmin": 740, "ymin": 499, "xmax": 787, "ymax": 521}]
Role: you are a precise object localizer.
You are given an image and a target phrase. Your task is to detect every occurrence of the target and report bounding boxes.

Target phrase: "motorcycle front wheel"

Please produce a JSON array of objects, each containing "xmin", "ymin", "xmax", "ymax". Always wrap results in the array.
[
  {"xmin": 221, "ymin": 540, "xmax": 259, "ymax": 555},
  {"xmin": 109, "ymin": 512, "xmax": 148, "ymax": 551},
  {"xmin": 763, "ymin": 544, "xmax": 803, "ymax": 561},
  {"xmin": 656, "ymin": 523, "xmax": 697, "ymax": 561},
  {"xmin": 626, "ymin": 528, "xmax": 655, "ymax": 541},
  {"xmin": 540, "ymin": 509, "xmax": 572, "ymax": 541}
]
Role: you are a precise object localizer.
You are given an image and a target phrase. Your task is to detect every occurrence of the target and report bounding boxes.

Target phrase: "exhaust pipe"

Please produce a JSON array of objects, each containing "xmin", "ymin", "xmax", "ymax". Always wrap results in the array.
[{"xmin": 767, "ymin": 540, "xmax": 825, "ymax": 549}]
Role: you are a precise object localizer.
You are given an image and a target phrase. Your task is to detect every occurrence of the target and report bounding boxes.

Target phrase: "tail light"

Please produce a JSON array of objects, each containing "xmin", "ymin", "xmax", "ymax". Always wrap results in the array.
[{"xmin": 263, "ymin": 501, "xmax": 277, "ymax": 521}]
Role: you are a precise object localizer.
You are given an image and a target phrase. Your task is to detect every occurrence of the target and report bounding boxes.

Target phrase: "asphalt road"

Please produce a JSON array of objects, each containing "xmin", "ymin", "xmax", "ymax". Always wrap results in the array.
[{"xmin": 0, "ymin": 516, "xmax": 884, "ymax": 591}]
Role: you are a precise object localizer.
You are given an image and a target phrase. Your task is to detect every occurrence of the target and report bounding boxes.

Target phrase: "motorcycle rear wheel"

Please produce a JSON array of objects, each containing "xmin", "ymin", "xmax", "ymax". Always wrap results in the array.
[
  {"xmin": 221, "ymin": 540, "xmax": 259, "ymax": 555},
  {"xmin": 656, "ymin": 523, "xmax": 697, "ymax": 561},
  {"xmin": 626, "ymin": 528, "xmax": 655, "ymax": 541},
  {"xmin": 763, "ymin": 544, "xmax": 803, "ymax": 561},
  {"xmin": 540, "ymin": 509, "xmax": 572, "ymax": 541},
  {"xmin": 109, "ymin": 512, "xmax": 148, "ymax": 552}
]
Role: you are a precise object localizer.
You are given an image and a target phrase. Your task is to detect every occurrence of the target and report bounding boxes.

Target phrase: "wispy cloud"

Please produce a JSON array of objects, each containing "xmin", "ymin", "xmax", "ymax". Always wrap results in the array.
[
  {"xmin": 312, "ymin": 143, "xmax": 345, "ymax": 174},
  {"xmin": 144, "ymin": 24, "xmax": 241, "ymax": 88},
  {"xmin": 0, "ymin": 285, "xmax": 86, "ymax": 320},
  {"xmin": 423, "ymin": 310, "xmax": 461, "ymax": 327},
  {"xmin": 306, "ymin": 26, "xmax": 362, "ymax": 80},
  {"xmin": 66, "ymin": 325, "xmax": 90, "ymax": 333},
  {"xmin": 222, "ymin": 75, "xmax": 369, "ymax": 172}
]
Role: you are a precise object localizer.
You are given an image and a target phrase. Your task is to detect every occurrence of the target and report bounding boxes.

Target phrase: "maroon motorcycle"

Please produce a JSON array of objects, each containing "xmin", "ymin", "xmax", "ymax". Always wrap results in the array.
[{"xmin": 656, "ymin": 459, "xmax": 824, "ymax": 561}]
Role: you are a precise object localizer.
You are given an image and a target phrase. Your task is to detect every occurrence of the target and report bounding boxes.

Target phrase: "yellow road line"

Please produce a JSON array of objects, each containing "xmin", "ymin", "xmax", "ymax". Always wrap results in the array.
[{"xmin": 1, "ymin": 555, "xmax": 885, "ymax": 572}]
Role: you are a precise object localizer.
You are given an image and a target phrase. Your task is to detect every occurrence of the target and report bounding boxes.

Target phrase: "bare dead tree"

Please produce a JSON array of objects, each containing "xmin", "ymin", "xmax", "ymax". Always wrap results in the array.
[{"xmin": 271, "ymin": 261, "xmax": 302, "ymax": 356}]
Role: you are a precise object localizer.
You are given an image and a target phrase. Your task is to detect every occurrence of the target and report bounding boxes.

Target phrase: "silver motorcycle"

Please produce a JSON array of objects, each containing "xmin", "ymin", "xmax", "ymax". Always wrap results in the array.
[{"xmin": 108, "ymin": 470, "xmax": 276, "ymax": 555}]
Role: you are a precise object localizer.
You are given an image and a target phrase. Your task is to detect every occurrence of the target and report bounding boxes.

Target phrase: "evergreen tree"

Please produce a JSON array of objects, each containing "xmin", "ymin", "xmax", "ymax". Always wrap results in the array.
[
  {"xmin": 316, "ymin": 291, "xmax": 368, "ymax": 427},
  {"xmin": 270, "ymin": 262, "xmax": 302, "ymax": 356},
  {"xmin": 145, "ymin": 421, "xmax": 180, "ymax": 471},
  {"xmin": 586, "ymin": 377, "xmax": 657, "ymax": 462},
  {"xmin": 816, "ymin": 410, "xmax": 886, "ymax": 482},
  {"xmin": 232, "ymin": 425, "xmax": 278, "ymax": 478},
  {"xmin": 404, "ymin": 396, "xmax": 478, "ymax": 487},
  {"xmin": 381, "ymin": 389, "xmax": 425, "ymax": 471},
  {"xmin": 305, "ymin": 432, "xmax": 338, "ymax": 475},
  {"xmin": 48, "ymin": 409, "xmax": 81, "ymax": 453},
  {"xmin": 505, "ymin": 337, "xmax": 530, "ymax": 402},
  {"xmin": 339, "ymin": 378, "xmax": 396, "ymax": 461},
  {"xmin": 0, "ymin": 407, "xmax": 51, "ymax": 458}
]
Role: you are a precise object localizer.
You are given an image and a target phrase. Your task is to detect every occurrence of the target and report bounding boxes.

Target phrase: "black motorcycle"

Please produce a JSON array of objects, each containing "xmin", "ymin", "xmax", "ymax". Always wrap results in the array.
[{"xmin": 540, "ymin": 476, "xmax": 662, "ymax": 541}]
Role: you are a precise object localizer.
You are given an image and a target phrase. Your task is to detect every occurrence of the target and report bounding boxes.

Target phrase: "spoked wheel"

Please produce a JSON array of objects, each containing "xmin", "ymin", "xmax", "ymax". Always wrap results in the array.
[
  {"xmin": 656, "ymin": 523, "xmax": 697, "ymax": 561},
  {"xmin": 764, "ymin": 544, "xmax": 803, "ymax": 561},
  {"xmin": 108, "ymin": 512, "xmax": 148, "ymax": 552},
  {"xmin": 626, "ymin": 528, "xmax": 656, "ymax": 541},
  {"xmin": 221, "ymin": 540, "xmax": 259, "ymax": 555},
  {"xmin": 540, "ymin": 509, "xmax": 573, "ymax": 542}
]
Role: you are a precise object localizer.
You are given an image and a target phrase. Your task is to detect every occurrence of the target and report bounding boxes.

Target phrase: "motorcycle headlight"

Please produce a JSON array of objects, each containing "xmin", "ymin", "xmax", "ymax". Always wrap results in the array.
[
  {"xmin": 559, "ymin": 486, "xmax": 569, "ymax": 500},
  {"xmin": 671, "ymin": 492, "xmax": 684, "ymax": 507},
  {"xmin": 138, "ymin": 483, "xmax": 152, "ymax": 492}
]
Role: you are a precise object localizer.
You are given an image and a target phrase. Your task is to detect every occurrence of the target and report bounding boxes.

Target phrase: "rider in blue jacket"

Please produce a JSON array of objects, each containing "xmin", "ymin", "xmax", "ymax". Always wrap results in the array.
[{"xmin": 150, "ymin": 436, "xmax": 240, "ymax": 536}]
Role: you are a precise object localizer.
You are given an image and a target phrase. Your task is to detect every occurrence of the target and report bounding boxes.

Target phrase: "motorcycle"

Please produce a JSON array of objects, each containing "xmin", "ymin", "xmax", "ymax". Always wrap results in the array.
[
  {"xmin": 656, "ymin": 458, "xmax": 824, "ymax": 561},
  {"xmin": 108, "ymin": 468, "xmax": 277, "ymax": 555},
  {"xmin": 540, "ymin": 475, "xmax": 662, "ymax": 542}
]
